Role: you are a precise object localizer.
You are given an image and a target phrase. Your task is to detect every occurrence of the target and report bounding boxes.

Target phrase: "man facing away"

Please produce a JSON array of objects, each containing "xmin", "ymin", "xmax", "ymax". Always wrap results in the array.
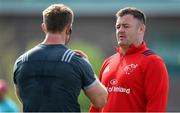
[
  {"xmin": 13, "ymin": 4, "xmax": 107, "ymax": 112},
  {"xmin": 90, "ymin": 7, "xmax": 169, "ymax": 112}
]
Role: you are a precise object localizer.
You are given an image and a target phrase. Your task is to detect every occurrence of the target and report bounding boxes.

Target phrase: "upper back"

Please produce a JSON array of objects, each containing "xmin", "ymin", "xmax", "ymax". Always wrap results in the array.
[{"xmin": 13, "ymin": 44, "xmax": 91, "ymax": 112}]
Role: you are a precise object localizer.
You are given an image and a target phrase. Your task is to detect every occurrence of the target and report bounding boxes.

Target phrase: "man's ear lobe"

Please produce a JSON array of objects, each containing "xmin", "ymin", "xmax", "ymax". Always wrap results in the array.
[
  {"xmin": 139, "ymin": 24, "xmax": 145, "ymax": 33},
  {"xmin": 141, "ymin": 24, "xmax": 145, "ymax": 32},
  {"xmin": 69, "ymin": 27, "xmax": 72, "ymax": 34},
  {"xmin": 41, "ymin": 23, "xmax": 47, "ymax": 32},
  {"xmin": 66, "ymin": 26, "xmax": 72, "ymax": 35}
]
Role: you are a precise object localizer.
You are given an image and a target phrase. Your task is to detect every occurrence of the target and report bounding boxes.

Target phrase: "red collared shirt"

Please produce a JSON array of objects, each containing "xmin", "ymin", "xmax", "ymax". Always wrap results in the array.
[{"xmin": 90, "ymin": 42, "xmax": 169, "ymax": 112}]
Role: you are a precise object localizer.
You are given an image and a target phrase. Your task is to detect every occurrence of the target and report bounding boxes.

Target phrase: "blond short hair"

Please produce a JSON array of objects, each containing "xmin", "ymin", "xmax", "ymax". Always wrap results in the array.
[{"xmin": 42, "ymin": 4, "xmax": 74, "ymax": 33}]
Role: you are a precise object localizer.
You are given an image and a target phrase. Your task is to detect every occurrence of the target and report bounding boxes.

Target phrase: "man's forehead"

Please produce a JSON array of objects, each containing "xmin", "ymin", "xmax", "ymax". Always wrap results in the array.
[{"xmin": 116, "ymin": 15, "xmax": 137, "ymax": 24}]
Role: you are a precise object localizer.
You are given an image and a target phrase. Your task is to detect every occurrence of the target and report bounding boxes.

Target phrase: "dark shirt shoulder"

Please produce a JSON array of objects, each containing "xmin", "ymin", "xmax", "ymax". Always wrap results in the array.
[{"xmin": 13, "ymin": 44, "xmax": 97, "ymax": 112}]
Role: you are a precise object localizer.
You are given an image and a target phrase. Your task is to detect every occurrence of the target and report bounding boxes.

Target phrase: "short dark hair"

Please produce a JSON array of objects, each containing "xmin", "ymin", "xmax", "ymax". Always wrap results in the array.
[
  {"xmin": 116, "ymin": 7, "xmax": 146, "ymax": 25},
  {"xmin": 42, "ymin": 4, "xmax": 74, "ymax": 33}
]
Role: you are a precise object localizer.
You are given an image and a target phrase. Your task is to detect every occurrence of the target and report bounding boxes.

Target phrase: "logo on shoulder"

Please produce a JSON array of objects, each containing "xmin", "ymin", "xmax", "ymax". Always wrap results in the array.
[{"xmin": 142, "ymin": 50, "xmax": 155, "ymax": 56}]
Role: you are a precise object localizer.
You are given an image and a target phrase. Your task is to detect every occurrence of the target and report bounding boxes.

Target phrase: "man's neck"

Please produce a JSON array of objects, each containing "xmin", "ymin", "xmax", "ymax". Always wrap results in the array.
[
  {"xmin": 120, "ymin": 45, "xmax": 129, "ymax": 55},
  {"xmin": 42, "ymin": 33, "xmax": 66, "ymax": 45},
  {"xmin": 120, "ymin": 40, "xmax": 143, "ymax": 55}
]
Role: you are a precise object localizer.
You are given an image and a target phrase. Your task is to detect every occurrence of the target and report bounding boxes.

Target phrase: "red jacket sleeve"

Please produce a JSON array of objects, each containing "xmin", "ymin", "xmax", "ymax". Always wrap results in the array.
[
  {"xmin": 89, "ymin": 105, "xmax": 100, "ymax": 112},
  {"xmin": 144, "ymin": 57, "xmax": 169, "ymax": 112}
]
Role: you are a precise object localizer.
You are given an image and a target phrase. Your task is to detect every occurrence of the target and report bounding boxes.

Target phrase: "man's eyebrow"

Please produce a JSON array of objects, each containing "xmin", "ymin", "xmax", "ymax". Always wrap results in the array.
[{"xmin": 116, "ymin": 23, "xmax": 129, "ymax": 26}]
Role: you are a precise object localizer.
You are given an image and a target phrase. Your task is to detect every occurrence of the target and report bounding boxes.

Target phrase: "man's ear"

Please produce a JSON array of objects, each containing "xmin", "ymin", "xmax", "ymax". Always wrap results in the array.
[
  {"xmin": 139, "ymin": 24, "xmax": 145, "ymax": 33},
  {"xmin": 69, "ymin": 27, "xmax": 72, "ymax": 34},
  {"xmin": 41, "ymin": 23, "xmax": 47, "ymax": 33},
  {"xmin": 66, "ymin": 24, "xmax": 72, "ymax": 35}
]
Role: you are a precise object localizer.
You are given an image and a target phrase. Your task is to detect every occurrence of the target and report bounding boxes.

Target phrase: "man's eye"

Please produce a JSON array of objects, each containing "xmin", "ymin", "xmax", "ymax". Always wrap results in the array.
[
  {"xmin": 124, "ymin": 25, "xmax": 129, "ymax": 28},
  {"xmin": 116, "ymin": 26, "xmax": 120, "ymax": 29}
]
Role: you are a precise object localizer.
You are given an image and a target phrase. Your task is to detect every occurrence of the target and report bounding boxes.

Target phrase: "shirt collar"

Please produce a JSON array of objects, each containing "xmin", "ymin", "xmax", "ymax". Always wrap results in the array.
[{"xmin": 115, "ymin": 42, "xmax": 147, "ymax": 56}]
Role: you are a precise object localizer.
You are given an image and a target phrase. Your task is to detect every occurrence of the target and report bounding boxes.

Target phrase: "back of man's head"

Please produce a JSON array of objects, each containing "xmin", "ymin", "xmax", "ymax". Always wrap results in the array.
[{"xmin": 42, "ymin": 4, "xmax": 74, "ymax": 33}]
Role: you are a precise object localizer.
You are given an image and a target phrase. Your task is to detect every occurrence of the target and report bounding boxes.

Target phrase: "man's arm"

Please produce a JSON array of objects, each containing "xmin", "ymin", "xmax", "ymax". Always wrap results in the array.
[
  {"xmin": 144, "ymin": 58, "xmax": 169, "ymax": 112},
  {"xmin": 74, "ymin": 50, "xmax": 108, "ymax": 109},
  {"xmin": 14, "ymin": 85, "xmax": 22, "ymax": 103},
  {"xmin": 89, "ymin": 58, "xmax": 110, "ymax": 112},
  {"xmin": 84, "ymin": 80, "xmax": 108, "ymax": 109}
]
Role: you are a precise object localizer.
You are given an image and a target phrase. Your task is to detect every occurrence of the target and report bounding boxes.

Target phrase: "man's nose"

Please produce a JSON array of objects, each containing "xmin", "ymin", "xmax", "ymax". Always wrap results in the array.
[{"xmin": 119, "ymin": 26, "xmax": 125, "ymax": 33}]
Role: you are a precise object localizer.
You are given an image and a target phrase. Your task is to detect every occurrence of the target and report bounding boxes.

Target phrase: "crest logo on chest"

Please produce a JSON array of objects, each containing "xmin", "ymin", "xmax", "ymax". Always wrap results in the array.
[{"xmin": 123, "ymin": 64, "xmax": 138, "ymax": 75}]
